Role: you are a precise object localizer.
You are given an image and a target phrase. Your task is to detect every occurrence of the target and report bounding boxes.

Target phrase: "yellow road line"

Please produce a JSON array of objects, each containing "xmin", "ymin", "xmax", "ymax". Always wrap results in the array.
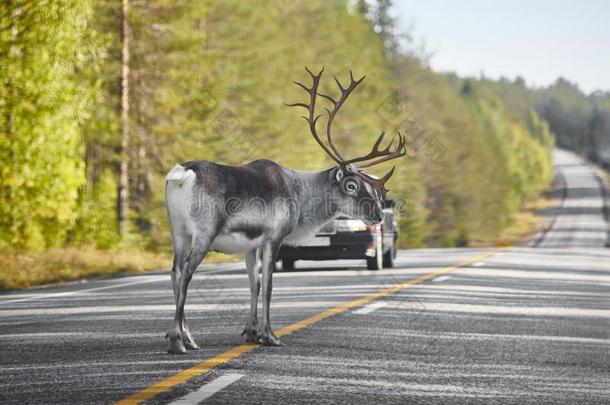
[{"xmin": 114, "ymin": 251, "xmax": 497, "ymax": 405}]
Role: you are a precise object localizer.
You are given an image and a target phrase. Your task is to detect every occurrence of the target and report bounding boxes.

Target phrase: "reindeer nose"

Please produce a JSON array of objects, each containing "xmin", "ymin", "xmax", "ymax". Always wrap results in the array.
[{"xmin": 375, "ymin": 211, "xmax": 384, "ymax": 223}]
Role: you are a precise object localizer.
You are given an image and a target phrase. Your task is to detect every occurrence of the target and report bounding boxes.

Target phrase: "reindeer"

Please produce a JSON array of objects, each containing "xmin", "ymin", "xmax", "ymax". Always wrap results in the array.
[{"xmin": 165, "ymin": 67, "xmax": 406, "ymax": 353}]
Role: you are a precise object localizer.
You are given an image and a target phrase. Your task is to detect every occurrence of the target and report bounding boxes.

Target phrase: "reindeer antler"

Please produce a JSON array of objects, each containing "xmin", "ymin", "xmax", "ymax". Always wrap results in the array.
[
  {"xmin": 316, "ymin": 70, "xmax": 365, "ymax": 161},
  {"xmin": 285, "ymin": 67, "xmax": 406, "ymax": 180},
  {"xmin": 342, "ymin": 131, "xmax": 407, "ymax": 168},
  {"xmin": 284, "ymin": 67, "xmax": 343, "ymax": 166}
]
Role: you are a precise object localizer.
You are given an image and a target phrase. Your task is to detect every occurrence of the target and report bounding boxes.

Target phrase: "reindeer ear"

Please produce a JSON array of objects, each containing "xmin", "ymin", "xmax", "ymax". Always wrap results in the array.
[{"xmin": 330, "ymin": 167, "xmax": 344, "ymax": 183}]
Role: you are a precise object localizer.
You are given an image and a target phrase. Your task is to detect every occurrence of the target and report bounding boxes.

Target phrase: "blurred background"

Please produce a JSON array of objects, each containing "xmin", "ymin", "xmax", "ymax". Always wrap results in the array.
[{"xmin": 0, "ymin": 0, "xmax": 608, "ymax": 288}]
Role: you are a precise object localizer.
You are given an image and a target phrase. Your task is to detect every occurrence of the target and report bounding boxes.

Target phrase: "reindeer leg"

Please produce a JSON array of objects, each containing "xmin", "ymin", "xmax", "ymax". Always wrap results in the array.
[
  {"xmin": 170, "ymin": 252, "xmax": 200, "ymax": 350},
  {"xmin": 168, "ymin": 258, "xmax": 196, "ymax": 349},
  {"xmin": 167, "ymin": 242, "xmax": 186, "ymax": 350},
  {"xmin": 170, "ymin": 254, "xmax": 181, "ymax": 307},
  {"xmin": 258, "ymin": 241, "xmax": 282, "ymax": 346},
  {"xmin": 242, "ymin": 249, "xmax": 260, "ymax": 343},
  {"xmin": 167, "ymin": 234, "xmax": 210, "ymax": 354},
  {"xmin": 181, "ymin": 316, "xmax": 199, "ymax": 350}
]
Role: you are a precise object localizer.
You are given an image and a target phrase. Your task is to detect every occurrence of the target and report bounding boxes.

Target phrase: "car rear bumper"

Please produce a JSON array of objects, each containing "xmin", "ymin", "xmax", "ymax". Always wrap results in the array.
[{"xmin": 278, "ymin": 232, "xmax": 376, "ymax": 261}]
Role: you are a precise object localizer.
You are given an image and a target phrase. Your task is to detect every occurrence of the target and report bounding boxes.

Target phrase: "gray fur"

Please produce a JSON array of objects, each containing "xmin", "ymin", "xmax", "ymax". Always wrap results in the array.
[{"xmin": 165, "ymin": 159, "xmax": 383, "ymax": 352}]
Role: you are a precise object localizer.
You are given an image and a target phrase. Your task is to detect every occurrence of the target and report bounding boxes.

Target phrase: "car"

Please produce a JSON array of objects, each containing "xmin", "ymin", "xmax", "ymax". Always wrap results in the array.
[{"xmin": 277, "ymin": 200, "xmax": 398, "ymax": 270}]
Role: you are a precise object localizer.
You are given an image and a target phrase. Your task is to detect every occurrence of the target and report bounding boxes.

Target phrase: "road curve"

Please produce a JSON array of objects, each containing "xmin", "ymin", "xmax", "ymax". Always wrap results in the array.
[
  {"xmin": 536, "ymin": 149, "xmax": 609, "ymax": 247},
  {"xmin": 0, "ymin": 150, "xmax": 609, "ymax": 405}
]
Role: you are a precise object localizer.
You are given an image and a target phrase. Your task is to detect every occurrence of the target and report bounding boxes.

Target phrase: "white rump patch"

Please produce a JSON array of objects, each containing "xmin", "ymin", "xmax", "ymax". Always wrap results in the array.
[{"xmin": 166, "ymin": 164, "xmax": 194, "ymax": 186}]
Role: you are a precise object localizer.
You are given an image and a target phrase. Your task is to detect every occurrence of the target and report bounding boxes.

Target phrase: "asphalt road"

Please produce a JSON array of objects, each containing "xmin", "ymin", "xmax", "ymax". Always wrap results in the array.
[
  {"xmin": 535, "ymin": 149, "xmax": 608, "ymax": 248},
  {"xmin": 1, "ymin": 149, "xmax": 609, "ymax": 405}
]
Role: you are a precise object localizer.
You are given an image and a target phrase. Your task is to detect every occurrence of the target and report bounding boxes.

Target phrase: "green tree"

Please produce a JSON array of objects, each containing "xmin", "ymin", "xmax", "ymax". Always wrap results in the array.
[
  {"xmin": 0, "ymin": 0, "xmax": 101, "ymax": 249},
  {"xmin": 0, "ymin": 0, "xmax": 558, "ymax": 253}
]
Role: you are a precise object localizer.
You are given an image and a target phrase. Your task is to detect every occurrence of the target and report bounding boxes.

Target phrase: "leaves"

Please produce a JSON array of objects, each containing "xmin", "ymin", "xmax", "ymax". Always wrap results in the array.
[
  {"xmin": 0, "ymin": 0, "xmax": 556, "ymax": 250},
  {"xmin": 0, "ymin": 0, "xmax": 96, "ymax": 249}
]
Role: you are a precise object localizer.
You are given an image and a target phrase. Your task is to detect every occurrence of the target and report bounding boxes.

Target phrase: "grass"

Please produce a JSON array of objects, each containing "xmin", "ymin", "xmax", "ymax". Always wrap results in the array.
[
  {"xmin": 470, "ymin": 196, "xmax": 552, "ymax": 247},
  {"xmin": 0, "ymin": 247, "xmax": 237, "ymax": 291},
  {"xmin": 495, "ymin": 197, "xmax": 551, "ymax": 246}
]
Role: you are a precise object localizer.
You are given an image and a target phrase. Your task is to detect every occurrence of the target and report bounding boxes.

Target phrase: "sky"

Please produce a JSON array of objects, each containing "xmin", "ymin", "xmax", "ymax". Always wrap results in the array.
[{"xmin": 392, "ymin": 0, "xmax": 610, "ymax": 94}]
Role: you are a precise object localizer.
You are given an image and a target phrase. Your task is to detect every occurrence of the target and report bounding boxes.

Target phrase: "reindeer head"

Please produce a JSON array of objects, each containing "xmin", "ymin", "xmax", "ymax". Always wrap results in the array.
[{"xmin": 286, "ymin": 67, "xmax": 406, "ymax": 225}]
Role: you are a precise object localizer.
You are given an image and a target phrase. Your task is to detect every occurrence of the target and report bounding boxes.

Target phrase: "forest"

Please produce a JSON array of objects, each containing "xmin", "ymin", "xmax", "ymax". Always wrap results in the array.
[{"xmin": 3, "ymin": 0, "xmax": 604, "ymax": 287}]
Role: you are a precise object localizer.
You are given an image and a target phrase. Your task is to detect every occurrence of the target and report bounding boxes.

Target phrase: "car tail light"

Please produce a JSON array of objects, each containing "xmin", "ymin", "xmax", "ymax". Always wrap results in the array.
[{"xmin": 366, "ymin": 224, "xmax": 380, "ymax": 232}]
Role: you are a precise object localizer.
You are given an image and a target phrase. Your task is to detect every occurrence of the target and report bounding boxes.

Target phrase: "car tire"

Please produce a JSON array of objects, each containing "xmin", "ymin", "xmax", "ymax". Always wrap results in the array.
[
  {"xmin": 366, "ymin": 232, "xmax": 383, "ymax": 270},
  {"xmin": 383, "ymin": 246, "xmax": 394, "ymax": 268},
  {"xmin": 282, "ymin": 259, "xmax": 295, "ymax": 271}
]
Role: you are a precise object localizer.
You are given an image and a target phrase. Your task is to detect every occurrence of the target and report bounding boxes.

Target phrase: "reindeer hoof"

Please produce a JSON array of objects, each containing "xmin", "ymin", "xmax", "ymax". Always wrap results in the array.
[
  {"xmin": 245, "ymin": 332, "xmax": 259, "ymax": 343},
  {"xmin": 182, "ymin": 330, "xmax": 200, "ymax": 350},
  {"xmin": 168, "ymin": 338, "xmax": 187, "ymax": 354},
  {"xmin": 184, "ymin": 339, "xmax": 200, "ymax": 350},
  {"xmin": 241, "ymin": 327, "xmax": 259, "ymax": 343},
  {"xmin": 259, "ymin": 332, "xmax": 283, "ymax": 347},
  {"xmin": 166, "ymin": 333, "xmax": 187, "ymax": 354}
]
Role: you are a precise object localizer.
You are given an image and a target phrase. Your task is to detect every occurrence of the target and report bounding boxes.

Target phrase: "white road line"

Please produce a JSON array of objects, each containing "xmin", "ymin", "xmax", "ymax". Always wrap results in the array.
[
  {"xmin": 0, "ymin": 277, "xmax": 168, "ymax": 305},
  {"xmin": 0, "ymin": 285, "xmax": 384, "ymax": 304},
  {"xmin": 322, "ymin": 326, "xmax": 610, "ymax": 345},
  {"xmin": 0, "ymin": 268, "xmax": 233, "ymax": 305},
  {"xmin": 432, "ymin": 275, "xmax": 452, "ymax": 282},
  {"xmin": 0, "ymin": 300, "xmax": 345, "ymax": 317},
  {"xmin": 352, "ymin": 301, "xmax": 388, "ymax": 315},
  {"xmin": 381, "ymin": 301, "xmax": 610, "ymax": 318},
  {"xmin": 0, "ymin": 267, "xmax": 446, "ymax": 305},
  {"xmin": 169, "ymin": 373, "xmax": 244, "ymax": 404},
  {"xmin": 472, "ymin": 261, "xmax": 486, "ymax": 267},
  {"xmin": 460, "ymin": 268, "xmax": 610, "ymax": 284}
]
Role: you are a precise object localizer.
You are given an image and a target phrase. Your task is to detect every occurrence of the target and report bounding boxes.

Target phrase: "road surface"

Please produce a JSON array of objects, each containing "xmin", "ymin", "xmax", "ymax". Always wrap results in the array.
[
  {"xmin": 535, "ymin": 149, "xmax": 608, "ymax": 248},
  {"xmin": 0, "ymin": 149, "xmax": 608, "ymax": 404}
]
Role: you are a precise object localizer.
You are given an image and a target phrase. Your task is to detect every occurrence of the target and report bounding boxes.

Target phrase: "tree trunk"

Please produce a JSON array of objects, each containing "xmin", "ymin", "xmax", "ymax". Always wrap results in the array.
[{"xmin": 118, "ymin": 0, "xmax": 130, "ymax": 238}]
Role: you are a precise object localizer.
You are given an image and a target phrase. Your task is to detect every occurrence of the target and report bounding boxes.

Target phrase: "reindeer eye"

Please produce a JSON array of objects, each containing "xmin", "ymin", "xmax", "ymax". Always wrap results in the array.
[{"xmin": 343, "ymin": 179, "xmax": 359, "ymax": 193}]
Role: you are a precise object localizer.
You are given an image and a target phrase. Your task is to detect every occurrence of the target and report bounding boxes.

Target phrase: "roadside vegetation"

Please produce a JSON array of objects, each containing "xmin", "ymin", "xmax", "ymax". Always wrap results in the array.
[
  {"xmin": 0, "ymin": 249, "xmax": 235, "ymax": 290},
  {"xmin": 0, "ymin": 0, "xmax": 570, "ymax": 289},
  {"xmin": 0, "ymin": 248, "xmax": 169, "ymax": 290}
]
